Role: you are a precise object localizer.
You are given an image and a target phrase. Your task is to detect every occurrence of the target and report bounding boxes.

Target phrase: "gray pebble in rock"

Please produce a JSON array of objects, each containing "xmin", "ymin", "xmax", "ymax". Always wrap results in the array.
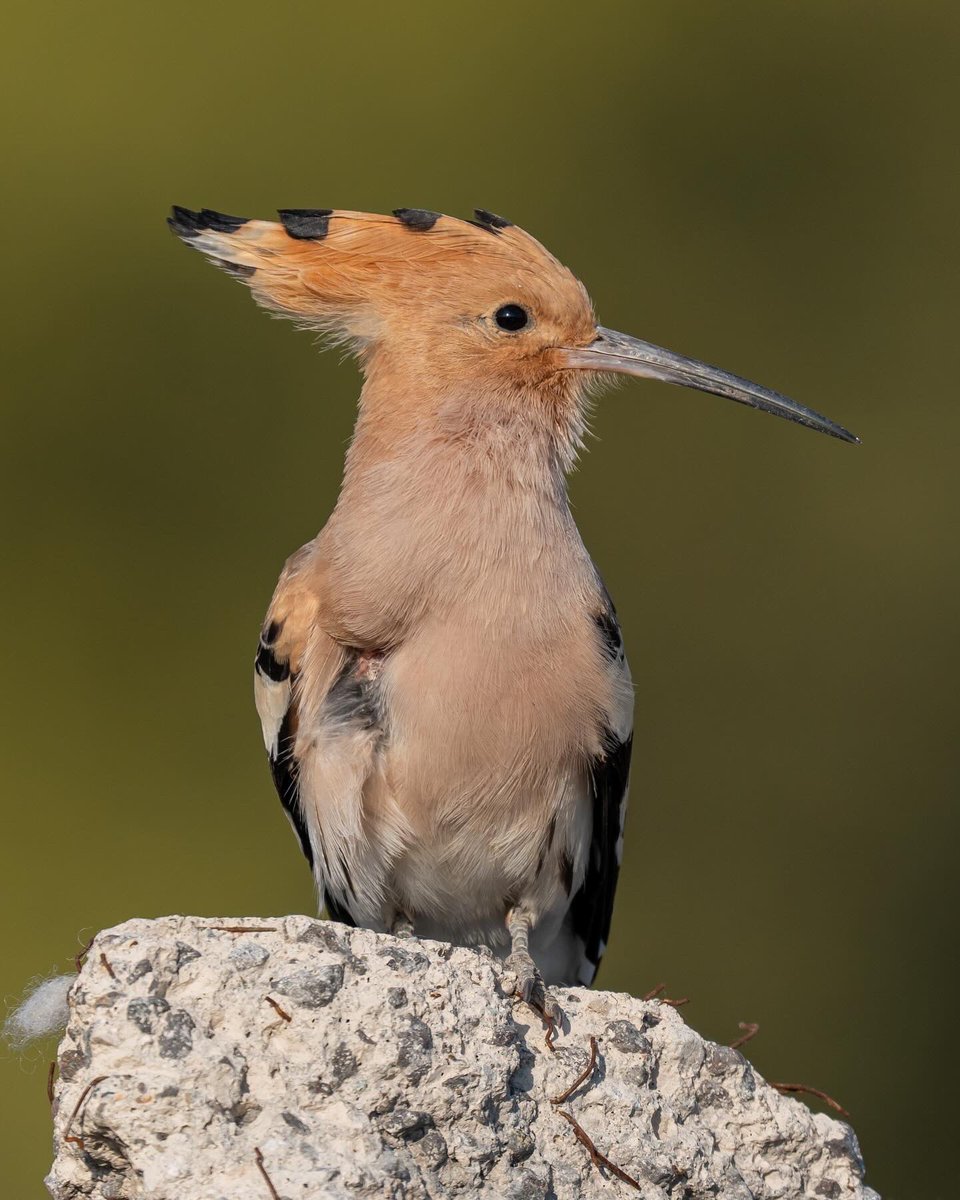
[
  {"xmin": 228, "ymin": 943, "xmax": 270, "ymax": 970},
  {"xmin": 273, "ymin": 964, "xmax": 344, "ymax": 1009}
]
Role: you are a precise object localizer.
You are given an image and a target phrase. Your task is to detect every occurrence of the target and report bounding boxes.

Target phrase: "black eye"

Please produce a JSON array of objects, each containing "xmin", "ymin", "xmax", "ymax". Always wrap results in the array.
[{"xmin": 494, "ymin": 304, "xmax": 529, "ymax": 332}]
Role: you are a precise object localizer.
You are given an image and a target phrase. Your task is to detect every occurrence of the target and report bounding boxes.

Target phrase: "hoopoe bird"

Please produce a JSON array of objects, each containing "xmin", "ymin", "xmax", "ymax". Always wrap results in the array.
[{"xmin": 169, "ymin": 205, "xmax": 857, "ymax": 1017}]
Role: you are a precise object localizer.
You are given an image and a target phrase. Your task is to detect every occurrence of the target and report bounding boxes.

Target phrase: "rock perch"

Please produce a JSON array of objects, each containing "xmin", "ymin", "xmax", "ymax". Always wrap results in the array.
[{"xmin": 47, "ymin": 916, "xmax": 878, "ymax": 1199}]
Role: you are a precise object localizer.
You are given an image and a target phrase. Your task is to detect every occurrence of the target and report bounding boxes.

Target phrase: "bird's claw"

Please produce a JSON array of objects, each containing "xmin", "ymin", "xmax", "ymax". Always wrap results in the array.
[{"xmin": 504, "ymin": 952, "xmax": 564, "ymax": 1032}]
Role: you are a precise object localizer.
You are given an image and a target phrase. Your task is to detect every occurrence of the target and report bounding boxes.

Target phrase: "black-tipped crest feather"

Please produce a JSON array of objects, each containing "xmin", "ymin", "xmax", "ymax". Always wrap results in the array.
[
  {"xmin": 278, "ymin": 209, "xmax": 333, "ymax": 240},
  {"xmin": 393, "ymin": 208, "xmax": 441, "ymax": 232},
  {"xmin": 167, "ymin": 206, "xmax": 248, "ymax": 239}
]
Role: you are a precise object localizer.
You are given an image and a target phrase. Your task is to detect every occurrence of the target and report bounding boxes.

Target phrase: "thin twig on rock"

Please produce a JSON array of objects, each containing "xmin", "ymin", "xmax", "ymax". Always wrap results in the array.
[
  {"xmin": 642, "ymin": 982, "xmax": 689, "ymax": 1007},
  {"xmin": 212, "ymin": 925, "xmax": 280, "ymax": 933},
  {"xmin": 730, "ymin": 1021, "xmax": 760, "ymax": 1049},
  {"xmin": 555, "ymin": 1108, "xmax": 641, "ymax": 1190},
  {"xmin": 254, "ymin": 1146, "xmax": 281, "ymax": 1199},
  {"xmin": 551, "ymin": 1035, "xmax": 599, "ymax": 1104},
  {"xmin": 62, "ymin": 1075, "xmax": 109, "ymax": 1151},
  {"xmin": 265, "ymin": 996, "xmax": 292, "ymax": 1023},
  {"xmin": 75, "ymin": 935, "xmax": 95, "ymax": 974},
  {"xmin": 47, "ymin": 1060, "xmax": 56, "ymax": 1106},
  {"xmin": 770, "ymin": 1081, "xmax": 850, "ymax": 1118},
  {"xmin": 551, "ymin": 1038, "xmax": 640, "ymax": 1189},
  {"xmin": 99, "ymin": 952, "xmax": 117, "ymax": 981},
  {"xmin": 519, "ymin": 992, "xmax": 559, "ymax": 1051}
]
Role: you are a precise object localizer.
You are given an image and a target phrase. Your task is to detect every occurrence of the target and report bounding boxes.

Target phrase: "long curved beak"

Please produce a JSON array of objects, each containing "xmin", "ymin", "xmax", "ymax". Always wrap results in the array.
[{"xmin": 563, "ymin": 326, "xmax": 859, "ymax": 444}]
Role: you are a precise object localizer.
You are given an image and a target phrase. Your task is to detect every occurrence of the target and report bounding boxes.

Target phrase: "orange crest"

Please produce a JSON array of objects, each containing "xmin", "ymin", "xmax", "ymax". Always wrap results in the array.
[{"xmin": 168, "ymin": 207, "xmax": 596, "ymax": 370}]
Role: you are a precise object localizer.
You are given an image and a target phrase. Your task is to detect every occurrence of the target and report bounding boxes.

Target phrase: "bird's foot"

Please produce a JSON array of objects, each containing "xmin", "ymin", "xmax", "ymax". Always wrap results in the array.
[
  {"xmin": 504, "ymin": 906, "xmax": 563, "ymax": 1046},
  {"xmin": 504, "ymin": 949, "xmax": 563, "ymax": 1034},
  {"xmin": 390, "ymin": 913, "xmax": 416, "ymax": 939}
]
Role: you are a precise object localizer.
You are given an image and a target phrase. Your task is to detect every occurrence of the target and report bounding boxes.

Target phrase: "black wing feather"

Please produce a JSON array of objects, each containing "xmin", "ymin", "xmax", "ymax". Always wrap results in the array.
[
  {"xmin": 268, "ymin": 708, "xmax": 314, "ymax": 867},
  {"xmin": 569, "ymin": 582, "xmax": 633, "ymax": 984},
  {"xmin": 568, "ymin": 731, "xmax": 633, "ymax": 984},
  {"xmin": 593, "ymin": 577, "xmax": 626, "ymax": 666}
]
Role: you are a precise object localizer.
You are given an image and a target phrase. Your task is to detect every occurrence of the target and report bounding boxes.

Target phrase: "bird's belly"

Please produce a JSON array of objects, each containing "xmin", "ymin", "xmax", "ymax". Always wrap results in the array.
[
  {"xmin": 384, "ymin": 779, "xmax": 587, "ymax": 952},
  {"xmin": 367, "ymin": 622, "xmax": 602, "ymax": 940}
]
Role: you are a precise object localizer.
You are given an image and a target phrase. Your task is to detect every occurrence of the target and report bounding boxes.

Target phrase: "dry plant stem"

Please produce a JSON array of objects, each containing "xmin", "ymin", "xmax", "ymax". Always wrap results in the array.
[
  {"xmin": 520, "ymin": 993, "xmax": 558, "ymax": 1051},
  {"xmin": 47, "ymin": 1060, "xmax": 56, "ymax": 1106},
  {"xmin": 63, "ymin": 1075, "xmax": 109, "ymax": 1151},
  {"xmin": 551, "ymin": 1035, "xmax": 642, "ymax": 1187},
  {"xmin": 642, "ymin": 982, "xmax": 688, "ymax": 1007},
  {"xmin": 770, "ymin": 1081, "xmax": 850, "ymax": 1118},
  {"xmin": 730, "ymin": 1021, "xmax": 760, "ymax": 1050},
  {"xmin": 264, "ymin": 996, "xmax": 292, "ymax": 1023},
  {"xmin": 551, "ymin": 1035, "xmax": 599, "ymax": 1104},
  {"xmin": 555, "ymin": 1109, "xmax": 642, "ymax": 1191},
  {"xmin": 99, "ymin": 952, "xmax": 117, "ymax": 981},
  {"xmin": 75, "ymin": 935, "xmax": 95, "ymax": 974},
  {"xmin": 254, "ymin": 1146, "xmax": 281, "ymax": 1200},
  {"xmin": 211, "ymin": 925, "xmax": 280, "ymax": 933}
]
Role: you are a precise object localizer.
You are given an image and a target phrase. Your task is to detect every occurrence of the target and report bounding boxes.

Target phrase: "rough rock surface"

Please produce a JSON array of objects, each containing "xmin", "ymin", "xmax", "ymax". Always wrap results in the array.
[{"xmin": 47, "ymin": 916, "xmax": 878, "ymax": 1199}]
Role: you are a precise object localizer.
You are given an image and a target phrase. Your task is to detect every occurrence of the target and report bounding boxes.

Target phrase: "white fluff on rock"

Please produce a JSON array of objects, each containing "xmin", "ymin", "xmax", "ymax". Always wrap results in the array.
[
  {"xmin": 47, "ymin": 916, "xmax": 880, "ymax": 1199},
  {"xmin": 4, "ymin": 974, "xmax": 73, "ymax": 1047}
]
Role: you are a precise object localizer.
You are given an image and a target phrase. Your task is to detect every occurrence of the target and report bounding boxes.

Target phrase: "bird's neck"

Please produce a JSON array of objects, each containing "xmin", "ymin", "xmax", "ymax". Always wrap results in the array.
[
  {"xmin": 321, "ymin": 376, "xmax": 593, "ymax": 643},
  {"xmin": 343, "ymin": 368, "xmax": 583, "ymax": 500}
]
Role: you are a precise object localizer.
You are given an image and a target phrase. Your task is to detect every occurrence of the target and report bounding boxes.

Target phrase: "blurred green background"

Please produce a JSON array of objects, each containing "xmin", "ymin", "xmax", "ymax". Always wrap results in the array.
[{"xmin": 2, "ymin": 3, "xmax": 957, "ymax": 1195}]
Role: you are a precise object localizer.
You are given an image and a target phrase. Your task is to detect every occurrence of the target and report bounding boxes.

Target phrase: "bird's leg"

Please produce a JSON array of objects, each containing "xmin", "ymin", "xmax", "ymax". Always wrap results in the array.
[
  {"xmin": 390, "ymin": 912, "xmax": 415, "ymax": 939},
  {"xmin": 504, "ymin": 906, "xmax": 563, "ymax": 1028}
]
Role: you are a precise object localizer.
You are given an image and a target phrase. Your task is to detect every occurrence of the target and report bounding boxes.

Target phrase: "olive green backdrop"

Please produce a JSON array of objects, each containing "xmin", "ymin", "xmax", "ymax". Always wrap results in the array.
[{"xmin": 2, "ymin": 3, "xmax": 956, "ymax": 1195}]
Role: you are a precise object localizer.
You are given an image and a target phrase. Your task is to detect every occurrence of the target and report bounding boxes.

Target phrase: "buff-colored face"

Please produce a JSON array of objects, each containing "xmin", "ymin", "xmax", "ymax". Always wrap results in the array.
[
  {"xmin": 169, "ymin": 205, "xmax": 857, "ymax": 442},
  {"xmin": 382, "ymin": 241, "xmax": 599, "ymax": 394}
]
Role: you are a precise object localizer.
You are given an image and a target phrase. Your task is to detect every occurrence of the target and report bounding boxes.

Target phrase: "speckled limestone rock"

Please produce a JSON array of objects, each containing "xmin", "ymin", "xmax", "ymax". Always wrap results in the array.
[{"xmin": 47, "ymin": 916, "xmax": 878, "ymax": 1200}]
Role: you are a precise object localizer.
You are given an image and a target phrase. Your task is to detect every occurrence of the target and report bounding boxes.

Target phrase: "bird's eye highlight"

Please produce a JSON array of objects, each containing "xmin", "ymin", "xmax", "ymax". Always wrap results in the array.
[{"xmin": 494, "ymin": 304, "xmax": 529, "ymax": 332}]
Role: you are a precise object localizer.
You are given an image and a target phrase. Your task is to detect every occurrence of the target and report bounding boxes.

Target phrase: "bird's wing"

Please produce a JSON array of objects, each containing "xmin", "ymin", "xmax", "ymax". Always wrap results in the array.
[
  {"xmin": 254, "ymin": 545, "xmax": 369, "ymax": 926},
  {"xmin": 568, "ymin": 586, "xmax": 634, "ymax": 985}
]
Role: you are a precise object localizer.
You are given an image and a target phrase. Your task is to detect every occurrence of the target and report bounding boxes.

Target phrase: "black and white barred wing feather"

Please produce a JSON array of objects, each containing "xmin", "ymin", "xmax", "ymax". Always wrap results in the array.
[
  {"xmin": 568, "ymin": 591, "xmax": 634, "ymax": 985},
  {"xmin": 252, "ymin": 553, "xmax": 379, "ymax": 928},
  {"xmin": 254, "ymin": 620, "xmax": 313, "ymax": 867}
]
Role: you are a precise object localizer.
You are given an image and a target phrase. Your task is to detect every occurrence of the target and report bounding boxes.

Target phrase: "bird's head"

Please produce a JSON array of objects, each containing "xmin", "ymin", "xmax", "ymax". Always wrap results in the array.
[{"xmin": 169, "ymin": 205, "xmax": 857, "ymax": 445}]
